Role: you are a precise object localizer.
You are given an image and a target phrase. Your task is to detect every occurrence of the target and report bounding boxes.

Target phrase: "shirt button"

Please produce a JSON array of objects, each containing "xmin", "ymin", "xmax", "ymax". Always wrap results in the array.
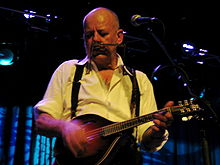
[{"xmin": 107, "ymin": 102, "xmax": 111, "ymax": 106}]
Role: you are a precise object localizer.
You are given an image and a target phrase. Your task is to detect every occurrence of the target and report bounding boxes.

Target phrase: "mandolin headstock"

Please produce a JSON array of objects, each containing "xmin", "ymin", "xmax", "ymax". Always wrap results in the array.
[{"xmin": 168, "ymin": 99, "xmax": 203, "ymax": 121}]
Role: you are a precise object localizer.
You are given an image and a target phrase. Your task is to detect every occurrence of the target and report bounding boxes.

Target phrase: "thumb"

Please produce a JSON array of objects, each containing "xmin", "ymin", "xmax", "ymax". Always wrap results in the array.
[{"xmin": 164, "ymin": 101, "xmax": 174, "ymax": 107}]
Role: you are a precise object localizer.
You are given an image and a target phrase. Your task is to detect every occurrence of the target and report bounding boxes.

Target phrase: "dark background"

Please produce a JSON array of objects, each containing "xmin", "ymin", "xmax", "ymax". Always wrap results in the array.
[{"xmin": 0, "ymin": 0, "xmax": 219, "ymax": 120}]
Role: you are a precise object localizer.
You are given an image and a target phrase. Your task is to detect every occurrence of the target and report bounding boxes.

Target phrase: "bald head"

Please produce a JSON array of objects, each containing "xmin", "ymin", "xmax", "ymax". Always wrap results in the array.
[
  {"xmin": 82, "ymin": 7, "xmax": 124, "ymax": 68},
  {"xmin": 83, "ymin": 7, "xmax": 120, "ymax": 30}
]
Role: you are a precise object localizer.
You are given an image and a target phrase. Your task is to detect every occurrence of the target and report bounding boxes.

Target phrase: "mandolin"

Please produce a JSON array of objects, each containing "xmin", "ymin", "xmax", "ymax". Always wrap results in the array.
[{"xmin": 54, "ymin": 100, "xmax": 202, "ymax": 165}]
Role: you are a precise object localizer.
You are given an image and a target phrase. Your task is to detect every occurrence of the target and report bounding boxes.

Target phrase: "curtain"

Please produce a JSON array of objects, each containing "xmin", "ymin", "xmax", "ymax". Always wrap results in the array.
[
  {"xmin": 0, "ymin": 106, "xmax": 220, "ymax": 165},
  {"xmin": 143, "ymin": 120, "xmax": 220, "ymax": 165},
  {"xmin": 0, "ymin": 106, "xmax": 55, "ymax": 165}
]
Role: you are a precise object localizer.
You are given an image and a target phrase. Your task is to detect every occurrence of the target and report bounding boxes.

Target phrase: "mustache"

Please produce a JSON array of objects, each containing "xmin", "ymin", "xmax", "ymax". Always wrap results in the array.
[
  {"xmin": 90, "ymin": 43, "xmax": 109, "ymax": 57},
  {"xmin": 89, "ymin": 43, "xmax": 125, "ymax": 57},
  {"xmin": 92, "ymin": 43, "xmax": 126, "ymax": 47}
]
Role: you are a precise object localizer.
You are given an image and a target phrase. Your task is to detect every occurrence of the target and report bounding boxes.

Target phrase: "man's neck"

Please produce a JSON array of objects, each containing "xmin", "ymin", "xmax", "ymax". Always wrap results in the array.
[{"xmin": 93, "ymin": 54, "xmax": 118, "ymax": 71}]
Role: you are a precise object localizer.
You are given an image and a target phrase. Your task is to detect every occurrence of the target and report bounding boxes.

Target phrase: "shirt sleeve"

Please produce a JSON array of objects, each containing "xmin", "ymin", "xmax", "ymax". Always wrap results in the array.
[
  {"xmin": 135, "ymin": 70, "xmax": 169, "ymax": 152},
  {"xmin": 34, "ymin": 60, "xmax": 77, "ymax": 119}
]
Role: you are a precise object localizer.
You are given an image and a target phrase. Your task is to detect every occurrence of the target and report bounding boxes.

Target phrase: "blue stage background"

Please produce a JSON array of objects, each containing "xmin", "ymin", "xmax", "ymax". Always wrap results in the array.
[{"xmin": 0, "ymin": 106, "xmax": 219, "ymax": 165}]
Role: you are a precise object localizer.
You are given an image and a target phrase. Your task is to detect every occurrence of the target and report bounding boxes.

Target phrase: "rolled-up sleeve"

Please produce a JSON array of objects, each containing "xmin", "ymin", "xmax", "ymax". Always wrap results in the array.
[
  {"xmin": 34, "ymin": 60, "xmax": 77, "ymax": 119},
  {"xmin": 136, "ymin": 71, "xmax": 169, "ymax": 152}
]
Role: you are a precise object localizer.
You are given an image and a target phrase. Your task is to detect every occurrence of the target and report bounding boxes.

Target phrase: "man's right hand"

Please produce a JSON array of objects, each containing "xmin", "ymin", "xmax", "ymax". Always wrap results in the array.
[
  {"xmin": 35, "ymin": 111, "xmax": 88, "ymax": 157},
  {"xmin": 61, "ymin": 121, "xmax": 88, "ymax": 157}
]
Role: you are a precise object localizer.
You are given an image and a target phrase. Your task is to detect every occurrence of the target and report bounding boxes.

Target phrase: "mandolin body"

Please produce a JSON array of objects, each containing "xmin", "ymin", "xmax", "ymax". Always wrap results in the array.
[{"xmin": 54, "ymin": 114, "xmax": 134, "ymax": 165}]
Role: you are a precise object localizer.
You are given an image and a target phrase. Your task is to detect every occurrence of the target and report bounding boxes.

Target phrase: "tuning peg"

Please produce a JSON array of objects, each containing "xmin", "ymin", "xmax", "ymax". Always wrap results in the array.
[
  {"xmin": 189, "ymin": 99, "xmax": 193, "ymax": 104},
  {"xmin": 178, "ymin": 101, "xmax": 183, "ymax": 106},
  {"xmin": 181, "ymin": 117, "xmax": 188, "ymax": 121},
  {"xmin": 182, "ymin": 115, "xmax": 193, "ymax": 121},
  {"xmin": 184, "ymin": 100, "xmax": 189, "ymax": 106}
]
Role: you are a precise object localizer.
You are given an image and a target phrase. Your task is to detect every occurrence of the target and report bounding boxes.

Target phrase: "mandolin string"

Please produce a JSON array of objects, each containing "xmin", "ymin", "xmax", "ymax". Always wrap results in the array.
[
  {"xmin": 85, "ymin": 118, "xmax": 144, "ymax": 140},
  {"xmin": 84, "ymin": 117, "xmax": 147, "ymax": 141},
  {"xmin": 85, "ymin": 122, "xmax": 126, "ymax": 141},
  {"xmin": 85, "ymin": 128, "xmax": 103, "ymax": 141},
  {"xmin": 84, "ymin": 109, "xmax": 168, "ymax": 141},
  {"xmin": 84, "ymin": 105, "xmax": 188, "ymax": 141},
  {"xmin": 85, "ymin": 104, "xmax": 199, "ymax": 143}
]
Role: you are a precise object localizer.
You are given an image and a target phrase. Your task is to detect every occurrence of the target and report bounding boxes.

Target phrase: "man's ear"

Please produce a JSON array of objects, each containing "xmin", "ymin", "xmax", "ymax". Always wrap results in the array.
[{"xmin": 116, "ymin": 29, "xmax": 124, "ymax": 44}]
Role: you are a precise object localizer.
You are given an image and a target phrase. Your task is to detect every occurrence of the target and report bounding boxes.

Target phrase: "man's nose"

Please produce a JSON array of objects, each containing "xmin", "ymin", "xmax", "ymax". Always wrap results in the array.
[{"xmin": 93, "ymin": 31, "xmax": 101, "ymax": 42}]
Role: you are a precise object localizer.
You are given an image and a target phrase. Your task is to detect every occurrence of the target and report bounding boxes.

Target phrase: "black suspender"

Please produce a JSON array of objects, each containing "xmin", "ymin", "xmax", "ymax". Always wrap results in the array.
[
  {"xmin": 71, "ymin": 64, "xmax": 84, "ymax": 118},
  {"xmin": 71, "ymin": 64, "xmax": 140, "ymax": 118},
  {"xmin": 128, "ymin": 68, "xmax": 140, "ymax": 118}
]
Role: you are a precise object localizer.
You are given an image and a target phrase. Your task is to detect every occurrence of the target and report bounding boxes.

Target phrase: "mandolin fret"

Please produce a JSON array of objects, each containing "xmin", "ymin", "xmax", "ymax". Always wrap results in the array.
[
  {"xmin": 102, "ymin": 112, "xmax": 159, "ymax": 136},
  {"xmin": 100, "ymin": 104, "xmax": 201, "ymax": 137}
]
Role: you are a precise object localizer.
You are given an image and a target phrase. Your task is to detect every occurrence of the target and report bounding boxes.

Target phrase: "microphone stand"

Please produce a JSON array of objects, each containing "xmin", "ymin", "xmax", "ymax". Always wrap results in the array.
[{"xmin": 145, "ymin": 27, "xmax": 220, "ymax": 165}]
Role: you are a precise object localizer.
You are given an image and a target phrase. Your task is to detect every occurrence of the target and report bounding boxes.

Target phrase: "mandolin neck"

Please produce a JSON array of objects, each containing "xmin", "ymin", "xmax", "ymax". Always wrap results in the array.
[
  {"xmin": 95, "ymin": 101, "xmax": 201, "ymax": 137},
  {"xmin": 101, "ymin": 108, "xmax": 171, "ymax": 136}
]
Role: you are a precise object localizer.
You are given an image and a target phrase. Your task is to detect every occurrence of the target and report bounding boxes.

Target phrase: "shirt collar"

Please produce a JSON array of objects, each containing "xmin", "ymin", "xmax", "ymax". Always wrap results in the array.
[{"xmin": 77, "ymin": 54, "xmax": 133, "ymax": 76}]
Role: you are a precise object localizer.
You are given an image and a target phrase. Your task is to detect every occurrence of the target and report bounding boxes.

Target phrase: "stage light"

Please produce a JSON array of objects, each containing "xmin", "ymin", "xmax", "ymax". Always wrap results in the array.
[
  {"xmin": 151, "ymin": 65, "xmax": 161, "ymax": 81},
  {"xmin": 182, "ymin": 43, "xmax": 195, "ymax": 53},
  {"xmin": 183, "ymin": 83, "xmax": 188, "ymax": 87},
  {"xmin": 23, "ymin": 10, "xmax": 36, "ymax": 19},
  {"xmin": 0, "ymin": 48, "xmax": 14, "ymax": 66},
  {"xmin": 153, "ymin": 65, "xmax": 161, "ymax": 73},
  {"xmin": 23, "ymin": 9, "xmax": 59, "ymax": 23},
  {"xmin": 153, "ymin": 76, "xmax": 158, "ymax": 81},
  {"xmin": 196, "ymin": 61, "xmax": 204, "ymax": 64},
  {"xmin": 199, "ymin": 49, "xmax": 208, "ymax": 53},
  {"xmin": 199, "ymin": 88, "xmax": 206, "ymax": 98},
  {"xmin": 182, "ymin": 42, "xmax": 208, "ymax": 57},
  {"xmin": 198, "ymin": 49, "xmax": 208, "ymax": 56}
]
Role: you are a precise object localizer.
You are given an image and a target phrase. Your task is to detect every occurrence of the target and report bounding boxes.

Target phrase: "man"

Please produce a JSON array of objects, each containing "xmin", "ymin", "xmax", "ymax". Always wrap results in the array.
[{"xmin": 34, "ymin": 7, "xmax": 173, "ymax": 164}]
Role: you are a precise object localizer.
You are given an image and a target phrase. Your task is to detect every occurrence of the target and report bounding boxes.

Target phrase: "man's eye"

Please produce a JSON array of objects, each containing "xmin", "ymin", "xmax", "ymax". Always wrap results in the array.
[
  {"xmin": 100, "ymin": 33, "xmax": 108, "ymax": 37},
  {"xmin": 85, "ymin": 32, "xmax": 93, "ymax": 39}
]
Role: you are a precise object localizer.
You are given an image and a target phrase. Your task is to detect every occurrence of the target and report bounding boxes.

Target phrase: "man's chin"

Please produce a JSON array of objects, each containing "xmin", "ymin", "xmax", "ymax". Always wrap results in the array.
[
  {"xmin": 92, "ymin": 54, "xmax": 110, "ymax": 64},
  {"xmin": 92, "ymin": 53, "xmax": 108, "ymax": 58}
]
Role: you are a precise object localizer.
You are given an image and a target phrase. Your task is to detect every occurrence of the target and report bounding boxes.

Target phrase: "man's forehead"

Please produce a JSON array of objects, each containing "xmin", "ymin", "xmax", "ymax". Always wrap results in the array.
[
  {"xmin": 84, "ymin": 16, "xmax": 112, "ymax": 31},
  {"xmin": 85, "ymin": 12, "xmax": 110, "ymax": 25},
  {"xmin": 83, "ymin": 8, "xmax": 118, "ymax": 29},
  {"xmin": 85, "ymin": 8, "xmax": 113, "ymax": 20}
]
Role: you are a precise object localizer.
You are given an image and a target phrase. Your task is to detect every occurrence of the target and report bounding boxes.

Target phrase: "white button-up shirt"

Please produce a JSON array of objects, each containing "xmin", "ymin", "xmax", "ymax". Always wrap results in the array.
[{"xmin": 34, "ymin": 55, "xmax": 168, "ymax": 151}]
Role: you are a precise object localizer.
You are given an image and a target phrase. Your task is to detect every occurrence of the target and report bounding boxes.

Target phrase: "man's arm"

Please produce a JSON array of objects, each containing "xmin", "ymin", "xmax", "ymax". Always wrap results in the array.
[
  {"xmin": 141, "ymin": 101, "xmax": 174, "ymax": 152},
  {"xmin": 34, "ymin": 109, "xmax": 88, "ymax": 157}
]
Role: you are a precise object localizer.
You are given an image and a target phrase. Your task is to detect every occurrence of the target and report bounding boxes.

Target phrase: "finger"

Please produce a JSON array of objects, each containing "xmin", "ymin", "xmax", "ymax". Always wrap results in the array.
[
  {"xmin": 155, "ymin": 111, "xmax": 174, "ymax": 122},
  {"xmin": 164, "ymin": 101, "xmax": 174, "ymax": 107},
  {"xmin": 70, "ymin": 138, "xmax": 87, "ymax": 157},
  {"xmin": 65, "ymin": 133, "xmax": 88, "ymax": 157},
  {"xmin": 63, "ymin": 135, "xmax": 79, "ymax": 157},
  {"xmin": 164, "ymin": 112, "xmax": 174, "ymax": 121},
  {"xmin": 76, "ymin": 129, "xmax": 89, "ymax": 154},
  {"xmin": 151, "ymin": 125, "xmax": 166, "ymax": 135},
  {"xmin": 153, "ymin": 113, "xmax": 168, "ymax": 122},
  {"xmin": 151, "ymin": 125, "xmax": 160, "ymax": 132},
  {"xmin": 153, "ymin": 119, "xmax": 167, "ymax": 129},
  {"xmin": 153, "ymin": 111, "xmax": 174, "ymax": 128}
]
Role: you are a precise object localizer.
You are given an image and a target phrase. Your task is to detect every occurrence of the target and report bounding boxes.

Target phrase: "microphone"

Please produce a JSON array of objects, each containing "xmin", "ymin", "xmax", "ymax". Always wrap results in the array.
[
  {"xmin": 92, "ymin": 43, "xmax": 126, "ymax": 47},
  {"xmin": 131, "ymin": 14, "xmax": 159, "ymax": 27}
]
